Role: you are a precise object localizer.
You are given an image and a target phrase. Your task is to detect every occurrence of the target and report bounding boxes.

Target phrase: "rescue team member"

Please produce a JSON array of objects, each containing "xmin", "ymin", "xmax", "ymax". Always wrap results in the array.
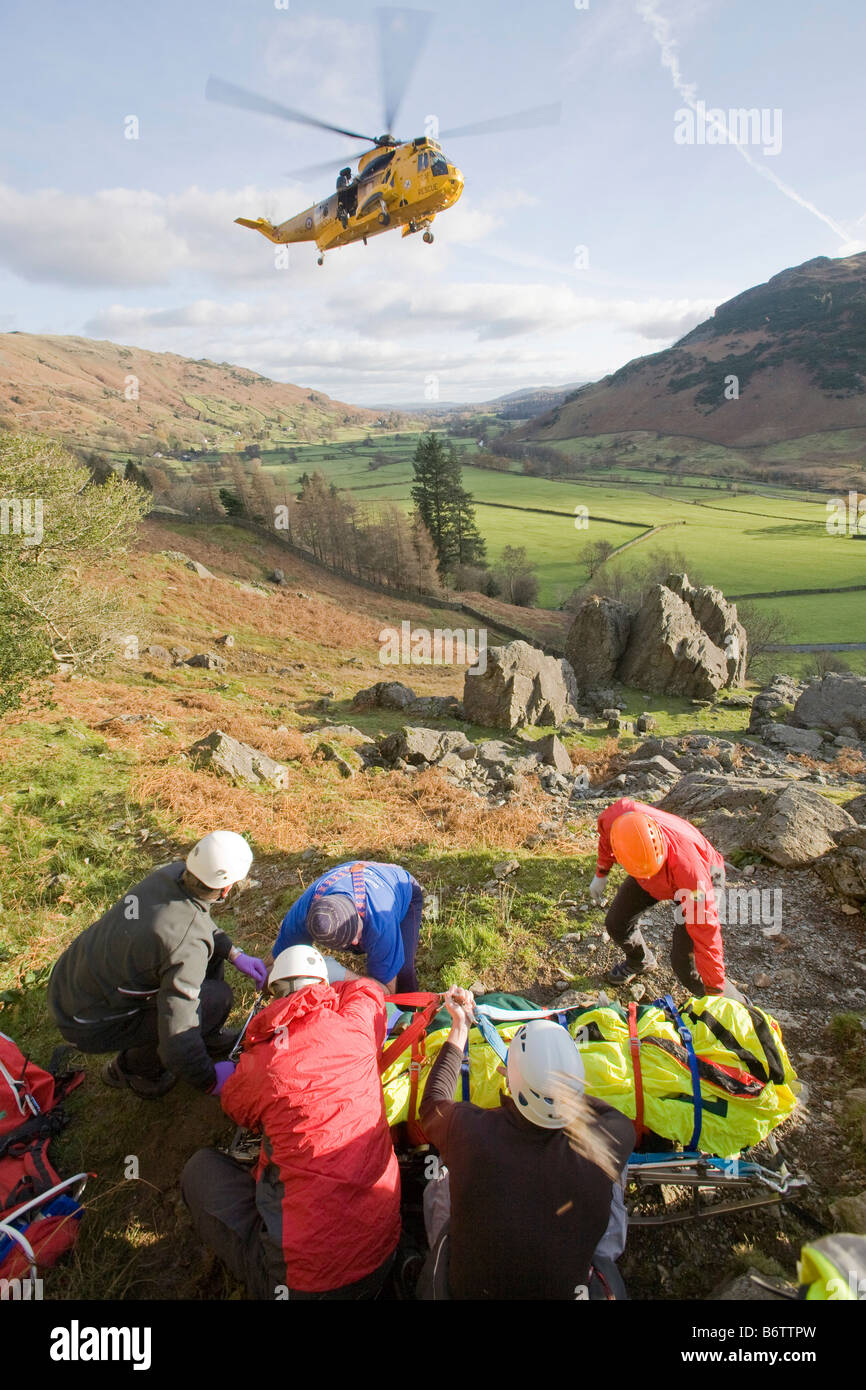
[
  {"xmin": 589, "ymin": 798, "xmax": 743, "ymax": 999},
  {"xmin": 272, "ymin": 860, "xmax": 423, "ymax": 993},
  {"xmin": 182, "ymin": 945, "xmax": 401, "ymax": 1300},
  {"xmin": 47, "ymin": 832, "xmax": 268, "ymax": 1099},
  {"xmin": 417, "ymin": 986, "xmax": 634, "ymax": 1301}
]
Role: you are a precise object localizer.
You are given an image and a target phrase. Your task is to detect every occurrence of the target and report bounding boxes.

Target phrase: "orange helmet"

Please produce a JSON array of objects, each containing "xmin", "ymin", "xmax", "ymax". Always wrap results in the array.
[{"xmin": 610, "ymin": 811, "xmax": 667, "ymax": 879}]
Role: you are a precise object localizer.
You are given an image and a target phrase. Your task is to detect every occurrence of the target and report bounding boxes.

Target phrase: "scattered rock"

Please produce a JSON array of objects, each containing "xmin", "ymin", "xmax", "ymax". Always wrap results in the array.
[
  {"xmin": 636, "ymin": 713, "xmax": 657, "ymax": 733},
  {"xmin": 270, "ymin": 569, "xmax": 288, "ymax": 586},
  {"xmin": 493, "ymin": 859, "xmax": 520, "ymax": 880},
  {"xmin": 170, "ymin": 646, "xmax": 193, "ymax": 665},
  {"xmin": 535, "ymin": 733, "xmax": 573, "ymax": 777},
  {"xmin": 188, "ymin": 730, "xmax": 289, "ymax": 789},
  {"xmin": 186, "ymin": 652, "xmax": 228, "ymax": 673},
  {"xmin": 143, "ymin": 644, "xmax": 172, "ymax": 667},
  {"xmin": 186, "ymin": 559, "xmax": 215, "ymax": 579},
  {"xmin": 216, "ymin": 634, "xmax": 235, "ymax": 648}
]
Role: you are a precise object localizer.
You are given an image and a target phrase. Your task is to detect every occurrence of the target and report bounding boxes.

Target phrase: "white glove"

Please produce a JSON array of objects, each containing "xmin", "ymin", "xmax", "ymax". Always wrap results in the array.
[
  {"xmin": 321, "ymin": 955, "xmax": 349, "ymax": 982},
  {"xmin": 589, "ymin": 874, "xmax": 608, "ymax": 906}
]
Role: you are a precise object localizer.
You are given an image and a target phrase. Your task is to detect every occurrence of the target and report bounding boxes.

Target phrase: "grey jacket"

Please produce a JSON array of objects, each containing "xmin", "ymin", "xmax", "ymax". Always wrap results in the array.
[{"xmin": 48, "ymin": 861, "xmax": 233, "ymax": 1090}]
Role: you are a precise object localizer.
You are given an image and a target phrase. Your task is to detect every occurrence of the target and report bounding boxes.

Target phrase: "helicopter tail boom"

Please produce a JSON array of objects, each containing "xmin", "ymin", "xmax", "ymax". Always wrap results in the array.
[{"xmin": 234, "ymin": 212, "xmax": 318, "ymax": 245}]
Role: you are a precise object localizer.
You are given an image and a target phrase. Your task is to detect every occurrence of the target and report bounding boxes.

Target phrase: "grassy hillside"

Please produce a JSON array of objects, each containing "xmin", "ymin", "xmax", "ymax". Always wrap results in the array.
[
  {"xmin": 520, "ymin": 252, "xmax": 866, "ymax": 479},
  {"xmin": 0, "ymin": 332, "xmax": 385, "ymax": 456}
]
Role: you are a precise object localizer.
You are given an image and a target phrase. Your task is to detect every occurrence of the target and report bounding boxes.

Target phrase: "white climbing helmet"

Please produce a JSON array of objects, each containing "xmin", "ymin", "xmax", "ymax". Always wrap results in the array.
[
  {"xmin": 186, "ymin": 831, "xmax": 253, "ymax": 889},
  {"xmin": 269, "ymin": 944, "xmax": 329, "ymax": 993},
  {"xmin": 506, "ymin": 1020, "xmax": 585, "ymax": 1129}
]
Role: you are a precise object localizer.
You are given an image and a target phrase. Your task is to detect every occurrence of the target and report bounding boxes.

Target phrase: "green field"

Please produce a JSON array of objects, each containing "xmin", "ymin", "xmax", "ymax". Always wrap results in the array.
[{"xmin": 166, "ymin": 433, "xmax": 866, "ymax": 642}]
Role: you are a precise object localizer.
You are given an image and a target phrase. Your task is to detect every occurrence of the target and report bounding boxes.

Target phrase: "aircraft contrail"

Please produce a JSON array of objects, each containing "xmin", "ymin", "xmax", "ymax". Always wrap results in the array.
[{"xmin": 635, "ymin": 0, "xmax": 860, "ymax": 251}]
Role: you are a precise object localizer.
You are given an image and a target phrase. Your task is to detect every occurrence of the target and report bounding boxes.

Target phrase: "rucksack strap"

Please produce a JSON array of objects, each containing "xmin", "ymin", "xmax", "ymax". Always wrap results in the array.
[{"xmin": 312, "ymin": 862, "xmax": 368, "ymax": 944}]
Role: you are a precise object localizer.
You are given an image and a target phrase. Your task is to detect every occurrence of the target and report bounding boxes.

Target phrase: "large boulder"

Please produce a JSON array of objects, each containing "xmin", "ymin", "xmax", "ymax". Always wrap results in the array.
[
  {"xmin": 751, "ymin": 785, "xmax": 857, "ymax": 868},
  {"xmin": 617, "ymin": 575, "xmax": 746, "ymax": 699},
  {"xmin": 351, "ymin": 680, "xmax": 417, "ymax": 711},
  {"xmin": 659, "ymin": 773, "xmax": 790, "ymax": 819},
  {"xmin": 188, "ymin": 730, "xmax": 289, "ymax": 789},
  {"xmin": 565, "ymin": 596, "xmax": 632, "ymax": 689},
  {"xmin": 462, "ymin": 640, "xmax": 579, "ymax": 731},
  {"xmin": 793, "ymin": 673, "xmax": 866, "ymax": 737},
  {"xmin": 379, "ymin": 726, "xmax": 474, "ymax": 766}
]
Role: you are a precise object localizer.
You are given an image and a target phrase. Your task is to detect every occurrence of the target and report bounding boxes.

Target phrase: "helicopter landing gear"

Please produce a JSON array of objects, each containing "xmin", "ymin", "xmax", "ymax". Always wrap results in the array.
[
  {"xmin": 317, "ymin": 253, "xmax": 324, "ymax": 266},
  {"xmin": 423, "ymin": 231, "xmax": 434, "ymax": 244},
  {"xmin": 378, "ymin": 211, "xmax": 391, "ymax": 226}
]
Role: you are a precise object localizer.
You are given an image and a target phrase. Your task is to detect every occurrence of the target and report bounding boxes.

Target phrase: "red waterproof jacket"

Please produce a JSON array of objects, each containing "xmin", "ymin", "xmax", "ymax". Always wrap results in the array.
[
  {"xmin": 220, "ymin": 979, "xmax": 401, "ymax": 1292},
  {"xmin": 596, "ymin": 797, "xmax": 727, "ymax": 990}
]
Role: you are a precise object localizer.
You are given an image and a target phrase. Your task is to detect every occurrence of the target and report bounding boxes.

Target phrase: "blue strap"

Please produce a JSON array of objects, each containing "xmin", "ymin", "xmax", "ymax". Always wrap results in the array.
[
  {"xmin": 474, "ymin": 1010, "xmax": 510, "ymax": 1064},
  {"xmin": 657, "ymin": 993, "xmax": 703, "ymax": 1151}
]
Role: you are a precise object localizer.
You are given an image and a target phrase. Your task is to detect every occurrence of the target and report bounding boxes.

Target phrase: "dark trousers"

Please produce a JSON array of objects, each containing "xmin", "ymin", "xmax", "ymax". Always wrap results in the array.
[
  {"xmin": 395, "ymin": 883, "xmax": 424, "ymax": 994},
  {"xmin": 604, "ymin": 876, "xmax": 709, "ymax": 996},
  {"xmin": 50, "ymin": 957, "xmax": 232, "ymax": 1080},
  {"xmin": 181, "ymin": 1147, "xmax": 395, "ymax": 1300}
]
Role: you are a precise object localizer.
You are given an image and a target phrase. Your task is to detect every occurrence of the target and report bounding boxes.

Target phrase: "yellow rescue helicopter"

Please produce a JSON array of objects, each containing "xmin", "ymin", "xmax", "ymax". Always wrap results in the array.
[{"xmin": 206, "ymin": 7, "xmax": 559, "ymax": 266}]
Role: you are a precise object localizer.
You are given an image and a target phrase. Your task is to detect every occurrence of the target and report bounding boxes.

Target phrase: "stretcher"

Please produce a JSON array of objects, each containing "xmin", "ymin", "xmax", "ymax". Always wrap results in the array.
[{"xmin": 379, "ymin": 990, "xmax": 807, "ymax": 1227}]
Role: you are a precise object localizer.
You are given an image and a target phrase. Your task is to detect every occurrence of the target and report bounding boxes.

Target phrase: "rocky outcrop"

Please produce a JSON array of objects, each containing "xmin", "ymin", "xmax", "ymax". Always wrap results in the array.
[
  {"xmin": 793, "ymin": 673, "xmax": 866, "ymax": 738},
  {"xmin": 564, "ymin": 596, "xmax": 632, "ymax": 688},
  {"xmin": 568, "ymin": 573, "xmax": 747, "ymax": 700},
  {"xmin": 188, "ymin": 730, "xmax": 289, "ymax": 789},
  {"xmin": 461, "ymin": 640, "xmax": 579, "ymax": 731},
  {"xmin": 371, "ymin": 723, "xmax": 588, "ymax": 804}
]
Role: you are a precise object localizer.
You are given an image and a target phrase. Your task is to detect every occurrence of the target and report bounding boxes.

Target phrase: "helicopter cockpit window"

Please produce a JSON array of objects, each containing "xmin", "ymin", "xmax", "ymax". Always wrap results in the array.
[
  {"xmin": 361, "ymin": 150, "xmax": 395, "ymax": 181},
  {"xmin": 431, "ymin": 156, "xmax": 449, "ymax": 176},
  {"xmin": 417, "ymin": 152, "xmax": 429, "ymax": 172}
]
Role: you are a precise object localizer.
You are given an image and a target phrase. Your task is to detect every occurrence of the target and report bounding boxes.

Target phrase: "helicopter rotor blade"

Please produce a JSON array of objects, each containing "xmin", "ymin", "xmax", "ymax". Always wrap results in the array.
[
  {"xmin": 285, "ymin": 148, "xmax": 375, "ymax": 181},
  {"xmin": 205, "ymin": 76, "xmax": 379, "ymax": 144},
  {"xmin": 377, "ymin": 6, "xmax": 433, "ymax": 134},
  {"xmin": 438, "ymin": 102, "xmax": 562, "ymax": 141}
]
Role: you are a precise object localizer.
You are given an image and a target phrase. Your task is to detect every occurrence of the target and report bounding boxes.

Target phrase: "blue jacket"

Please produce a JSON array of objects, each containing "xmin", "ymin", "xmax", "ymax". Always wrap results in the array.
[{"xmin": 273, "ymin": 861, "xmax": 419, "ymax": 985}]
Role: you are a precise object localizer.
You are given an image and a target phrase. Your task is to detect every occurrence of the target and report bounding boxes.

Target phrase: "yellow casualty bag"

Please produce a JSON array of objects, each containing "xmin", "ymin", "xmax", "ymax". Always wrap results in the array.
[{"xmin": 381, "ymin": 994, "xmax": 798, "ymax": 1158}]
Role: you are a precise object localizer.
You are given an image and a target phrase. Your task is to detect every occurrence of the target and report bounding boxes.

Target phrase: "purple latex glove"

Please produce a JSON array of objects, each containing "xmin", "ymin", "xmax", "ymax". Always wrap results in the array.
[
  {"xmin": 232, "ymin": 952, "xmax": 268, "ymax": 989},
  {"xmin": 210, "ymin": 1060, "xmax": 236, "ymax": 1096}
]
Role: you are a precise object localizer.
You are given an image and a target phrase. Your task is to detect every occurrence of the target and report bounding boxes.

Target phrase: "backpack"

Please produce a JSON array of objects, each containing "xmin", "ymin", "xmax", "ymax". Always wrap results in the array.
[{"xmin": 0, "ymin": 1031, "xmax": 86, "ymax": 1284}]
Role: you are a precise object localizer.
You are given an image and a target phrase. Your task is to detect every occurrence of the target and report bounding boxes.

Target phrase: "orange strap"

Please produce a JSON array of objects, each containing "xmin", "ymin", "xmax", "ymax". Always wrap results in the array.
[
  {"xmin": 379, "ymin": 993, "xmax": 441, "ymax": 1075},
  {"xmin": 628, "ymin": 1001, "xmax": 645, "ymax": 1144}
]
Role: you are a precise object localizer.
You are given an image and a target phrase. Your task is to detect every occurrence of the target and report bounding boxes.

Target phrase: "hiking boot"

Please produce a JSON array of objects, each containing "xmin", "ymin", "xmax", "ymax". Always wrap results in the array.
[
  {"xmin": 102, "ymin": 1054, "xmax": 177, "ymax": 1099},
  {"xmin": 205, "ymin": 1028, "xmax": 242, "ymax": 1059},
  {"xmin": 606, "ymin": 953, "xmax": 658, "ymax": 986}
]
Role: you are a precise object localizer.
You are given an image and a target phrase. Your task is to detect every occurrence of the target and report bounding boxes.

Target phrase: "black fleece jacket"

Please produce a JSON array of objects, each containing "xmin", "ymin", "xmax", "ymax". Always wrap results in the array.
[{"xmin": 48, "ymin": 861, "xmax": 233, "ymax": 1090}]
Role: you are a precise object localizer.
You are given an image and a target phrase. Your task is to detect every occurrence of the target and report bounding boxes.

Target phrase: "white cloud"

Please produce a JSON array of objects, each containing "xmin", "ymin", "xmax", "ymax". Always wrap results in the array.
[{"xmin": 0, "ymin": 183, "xmax": 326, "ymax": 288}]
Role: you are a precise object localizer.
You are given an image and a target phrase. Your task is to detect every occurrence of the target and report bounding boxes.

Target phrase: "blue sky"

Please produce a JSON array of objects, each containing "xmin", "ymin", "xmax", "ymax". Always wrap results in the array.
[{"xmin": 1, "ymin": 0, "xmax": 864, "ymax": 403}]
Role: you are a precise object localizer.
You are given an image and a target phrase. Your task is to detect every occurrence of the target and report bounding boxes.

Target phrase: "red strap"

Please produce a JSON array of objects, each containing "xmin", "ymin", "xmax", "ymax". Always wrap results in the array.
[
  {"xmin": 378, "ymin": 994, "xmax": 441, "ymax": 1075},
  {"xmin": 628, "ymin": 1002, "xmax": 645, "ymax": 1144},
  {"xmin": 406, "ymin": 1035, "xmax": 427, "ymax": 1145}
]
